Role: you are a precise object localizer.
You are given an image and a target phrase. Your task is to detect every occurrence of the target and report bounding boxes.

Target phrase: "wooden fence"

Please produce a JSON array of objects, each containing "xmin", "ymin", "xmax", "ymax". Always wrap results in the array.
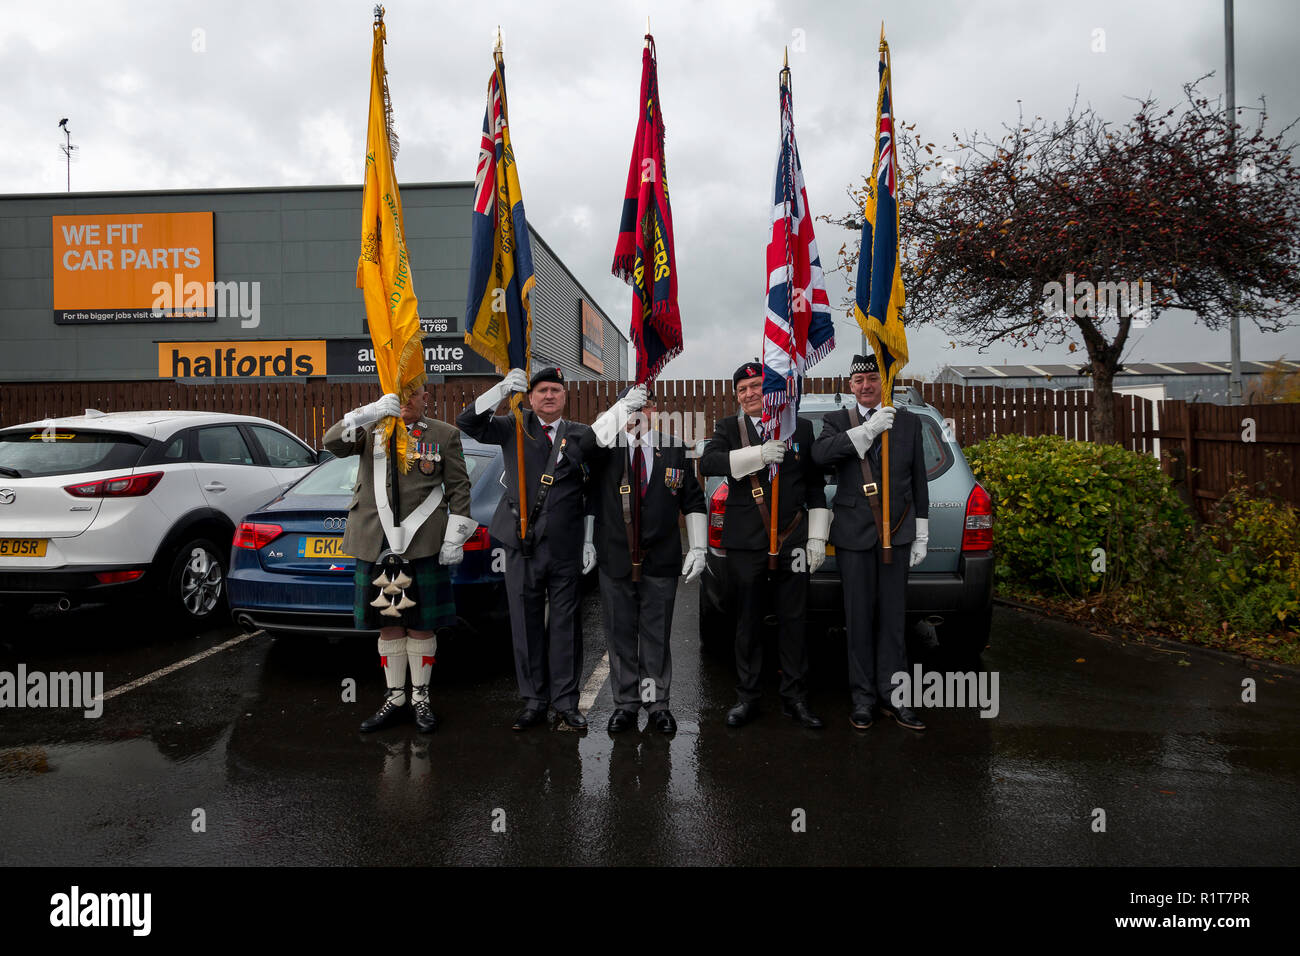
[{"xmin": 1, "ymin": 378, "xmax": 1295, "ymax": 513}]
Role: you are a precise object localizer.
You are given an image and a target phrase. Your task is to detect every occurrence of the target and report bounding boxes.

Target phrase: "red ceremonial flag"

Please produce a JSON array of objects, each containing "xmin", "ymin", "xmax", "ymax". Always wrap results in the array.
[{"xmin": 612, "ymin": 32, "xmax": 682, "ymax": 386}]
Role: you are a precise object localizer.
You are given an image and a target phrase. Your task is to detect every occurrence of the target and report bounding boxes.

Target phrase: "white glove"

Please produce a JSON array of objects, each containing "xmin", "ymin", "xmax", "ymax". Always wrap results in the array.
[
  {"xmin": 592, "ymin": 385, "xmax": 650, "ymax": 448},
  {"xmin": 582, "ymin": 515, "xmax": 597, "ymax": 574},
  {"xmin": 909, "ymin": 517, "xmax": 929, "ymax": 569},
  {"xmin": 682, "ymin": 511, "xmax": 708, "ymax": 582},
  {"xmin": 806, "ymin": 508, "xmax": 830, "ymax": 574},
  {"xmin": 759, "ymin": 440, "xmax": 786, "ymax": 464},
  {"xmin": 439, "ymin": 514, "xmax": 478, "ymax": 566},
  {"xmin": 474, "ymin": 368, "xmax": 528, "ymax": 415},
  {"xmin": 847, "ymin": 406, "xmax": 895, "ymax": 458},
  {"xmin": 728, "ymin": 445, "xmax": 764, "ymax": 478},
  {"xmin": 344, "ymin": 393, "xmax": 401, "ymax": 432}
]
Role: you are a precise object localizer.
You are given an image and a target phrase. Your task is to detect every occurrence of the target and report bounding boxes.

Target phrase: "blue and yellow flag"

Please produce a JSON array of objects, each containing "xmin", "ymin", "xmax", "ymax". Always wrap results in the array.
[
  {"xmin": 464, "ymin": 51, "xmax": 534, "ymax": 384},
  {"xmin": 357, "ymin": 8, "xmax": 424, "ymax": 471},
  {"xmin": 855, "ymin": 32, "xmax": 908, "ymax": 404}
]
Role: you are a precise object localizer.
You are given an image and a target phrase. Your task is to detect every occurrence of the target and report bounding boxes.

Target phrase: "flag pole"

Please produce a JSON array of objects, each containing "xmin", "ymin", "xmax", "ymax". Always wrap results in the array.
[
  {"xmin": 768, "ymin": 49, "xmax": 792, "ymax": 571},
  {"xmin": 495, "ymin": 26, "xmax": 529, "ymax": 543},
  {"xmin": 879, "ymin": 25, "xmax": 893, "ymax": 564}
]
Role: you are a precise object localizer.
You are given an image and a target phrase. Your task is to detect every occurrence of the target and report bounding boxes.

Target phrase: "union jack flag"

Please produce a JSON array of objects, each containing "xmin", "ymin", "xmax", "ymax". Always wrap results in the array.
[{"xmin": 760, "ymin": 69, "xmax": 835, "ymax": 461}]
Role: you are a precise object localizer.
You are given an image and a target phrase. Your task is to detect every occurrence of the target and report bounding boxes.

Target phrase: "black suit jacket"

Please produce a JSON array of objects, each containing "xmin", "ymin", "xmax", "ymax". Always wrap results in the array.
[
  {"xmin": 588, "ymin": 431, "xmax": 706, "ymax": 578},
  {"xmin": 699, "ymin": 414, "xmax": 825, "ymax": 553},
  {"xmin": 456, "ymin": 404, "xmax": 594, "ymax": 559},
  {"xmin": 811, "ymin": 405, "xmax": 929, "ymax": 550}
]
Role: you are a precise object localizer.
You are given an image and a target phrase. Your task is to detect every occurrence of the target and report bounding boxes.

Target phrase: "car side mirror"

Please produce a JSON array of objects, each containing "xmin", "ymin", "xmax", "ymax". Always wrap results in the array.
[{"xmin": 316, "ymin": 448, "xmax": 335, "ymax": 464}]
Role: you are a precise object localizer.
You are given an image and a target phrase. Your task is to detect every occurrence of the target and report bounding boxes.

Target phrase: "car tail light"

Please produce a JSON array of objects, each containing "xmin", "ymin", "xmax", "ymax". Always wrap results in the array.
[
  {"xmin": 708, "ymin": 483, "xmax": 729, "ymax": 550},
  {"xmin": 962, "ymin": 483, "xmax": 993, "ymax": 551},
  {"xmin": 63, "ymin": 471, "xmax": 164, "ymax": 498},
  {"xmin": 464, "ymin": 526, "xmax": 490, "ymax": 551},
  {"xmin": 94, "ymin": 569, "xmax": 145, "ymax": 584},
  {"xmin": 233, "ymin": 522, "xmax": 284, "ymax": 550}
]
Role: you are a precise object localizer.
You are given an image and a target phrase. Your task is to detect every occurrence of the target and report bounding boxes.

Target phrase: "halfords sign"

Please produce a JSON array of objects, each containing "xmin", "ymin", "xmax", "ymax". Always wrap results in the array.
[
  {"xmin": 159, "ymin": 336, "xmax": 495, "ymax": 379},
  {"xmin": 53, "ymin": 212, "xmax": 216, "ymax": 324}
]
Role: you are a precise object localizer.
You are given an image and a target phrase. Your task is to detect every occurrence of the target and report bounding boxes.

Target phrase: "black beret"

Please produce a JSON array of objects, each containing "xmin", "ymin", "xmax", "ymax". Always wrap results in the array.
[
  {"xmin": 617, "ymin": 383, "xmax": 655, "ymax": 403},
  {"xmin": 850, "ymin": 353, "xmax": 879, "ymax": 375},
  {"xmin": 733, "ymin": 361, "xmax": 764, "ymax": 386},
  {"xmin": 529, "ymin": 366, "xmax": 565, "ymax": 389}
]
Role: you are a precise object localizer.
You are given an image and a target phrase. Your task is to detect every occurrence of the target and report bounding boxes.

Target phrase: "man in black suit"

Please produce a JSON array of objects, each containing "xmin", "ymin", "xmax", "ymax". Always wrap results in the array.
[
  {"xmin": 588, "ymin": 384, "xmax": 707, "ymax": 735},
  {"xmin": 457, "ymin": 366, "xmax": 596, "ymax": 732},
  {"xmin": 699, "ymin": 362, "xmax": 830, "ymax": 729},
  {"xmin": 811, "ymin": 354, "xmax": 930, "ymax": 731}
]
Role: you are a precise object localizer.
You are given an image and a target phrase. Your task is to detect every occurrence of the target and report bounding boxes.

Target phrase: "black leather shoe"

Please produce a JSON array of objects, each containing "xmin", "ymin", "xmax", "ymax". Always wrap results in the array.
[
  {"xmin": 849, "ymin": 708, "xmax": 874, "ymax": 730},
  {"xmin": 607, "ymin": 709, "xmax": 638, "ymax": 733},
  {"xmin": 781, "ymin": 699, "xmax": 824, "ymax": 729},
  {"xmin": 725, "ymin": 700, "xmax": 760, "ymax": 728},
  {"xmin": 557, "ymin": 709, "xmax": 588, "ymax": 730},
  {"xmin": 360, "ymin": 692, "xmax": 409, "ymax": 733},
  {"xmin": 411, "ymin": 691, "xmax": 439, "ymax": 733},
  {"xmin": 879, "ymin": 705, "xmax": 927, "ymax": 731},
  {"xmin": 649, "ymin": 710, "xmax": 677, "ymax": 735},
  {"xmin": 511, "ymin": 706, "xmax": 548, "ymax": 731}
]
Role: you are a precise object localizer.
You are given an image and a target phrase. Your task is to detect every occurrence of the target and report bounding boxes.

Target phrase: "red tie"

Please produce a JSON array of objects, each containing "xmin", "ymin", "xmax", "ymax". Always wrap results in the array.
[
  {"xmin": 544, "ymin": 424, "xmax": 554, "ymax": 448},
  {"xmin": 634, "ymin": 445, "xmax": 647, "ymax": 497}
]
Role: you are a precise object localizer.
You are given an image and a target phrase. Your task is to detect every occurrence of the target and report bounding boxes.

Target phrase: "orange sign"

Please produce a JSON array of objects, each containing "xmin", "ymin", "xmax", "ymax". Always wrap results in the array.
[
  {"xmin": 159, "ymin": 341, "xmax": 326, "ymax": 379},
  {"xmin": 52, "ymin": 212, "xmax": 214, "ymax": 323}
]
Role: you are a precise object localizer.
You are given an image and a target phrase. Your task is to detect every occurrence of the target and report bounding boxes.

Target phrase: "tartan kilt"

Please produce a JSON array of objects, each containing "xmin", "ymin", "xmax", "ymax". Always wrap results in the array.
[{"xmin": 353, "ymin": 554, "xmax": 457, "ymax": 631}]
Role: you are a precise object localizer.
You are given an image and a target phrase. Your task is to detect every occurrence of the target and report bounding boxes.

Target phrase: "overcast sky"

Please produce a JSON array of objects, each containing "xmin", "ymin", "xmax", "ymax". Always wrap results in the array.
[{"xmin": 2, "ymin": 0, "xmax": 1297, "ymax": 380}]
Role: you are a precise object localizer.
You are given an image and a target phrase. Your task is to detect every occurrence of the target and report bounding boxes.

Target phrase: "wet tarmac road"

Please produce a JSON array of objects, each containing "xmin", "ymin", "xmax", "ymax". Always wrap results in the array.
[{"xmin": 1, "ymin": 586, "xmax": 1297, "ymax": 866}]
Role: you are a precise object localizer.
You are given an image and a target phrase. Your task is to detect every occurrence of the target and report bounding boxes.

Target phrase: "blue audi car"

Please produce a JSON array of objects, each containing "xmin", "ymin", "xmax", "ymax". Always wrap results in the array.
[{"xmin": 228, "ymin": 435, "xmax": 507, "ymax": 637}]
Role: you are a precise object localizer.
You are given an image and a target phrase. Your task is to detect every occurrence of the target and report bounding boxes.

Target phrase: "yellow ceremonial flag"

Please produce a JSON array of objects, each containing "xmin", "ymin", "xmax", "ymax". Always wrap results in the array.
[{"xmin": 357, "ymin": 9, "xmax": 424, "ymax": 471}]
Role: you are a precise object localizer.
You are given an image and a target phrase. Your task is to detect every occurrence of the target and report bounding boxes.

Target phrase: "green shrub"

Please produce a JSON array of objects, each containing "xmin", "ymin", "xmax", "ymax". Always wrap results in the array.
[
  {"xmin": 963, "ymin": 434, "xmax": 1194, "ymax": 597},
  {"xmin": 1200, "ymin": 486, "xmax": 1300, "ymax": 634}
]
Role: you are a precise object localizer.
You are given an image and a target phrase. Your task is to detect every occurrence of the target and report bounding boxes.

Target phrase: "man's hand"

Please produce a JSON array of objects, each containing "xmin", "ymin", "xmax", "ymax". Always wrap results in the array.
[
  {"xmin": 474, "ymin": 368, "xmax": 529, "ymax": 415},
  {"xmin": 620, "ymin": 384, "xmax": 649, "ymax": 413},
  {"xmin": 439, "ymin": 515, "xmax": 478, "ymax": 567},
  {"xmin": 909, "ymin": 517, "xmax": 929, "ymax": 569},
  {"xmin": 682, "ymin": 548, "xmax": 706, "ymax": 582},
  {"xmin": 847, "ymin": 406, "xmax": 895, "ymax": 458},
  {"xmin": 438, "ymin": 542, "xmax": 465, "ymax": 566},
  {"xmin": 759, "ymin": 440, "xmax": 786, "ymax": 464},
  {"xmin": 806, "ymin": 508, "xmax": 830, "ymax": 574},
  {"xmin": 582, "ymin": 515, "xmax": 597, "ymax": 575},
  {"xmin": 344, "ymin": 393, "xmax": 401, "ymax": 432}
]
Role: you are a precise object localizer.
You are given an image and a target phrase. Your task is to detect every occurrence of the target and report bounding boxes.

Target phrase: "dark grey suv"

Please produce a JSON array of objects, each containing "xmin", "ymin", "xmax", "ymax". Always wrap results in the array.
[{"xmin": 697, "ymin": 387, "xmax": 995, "ymax": 660}]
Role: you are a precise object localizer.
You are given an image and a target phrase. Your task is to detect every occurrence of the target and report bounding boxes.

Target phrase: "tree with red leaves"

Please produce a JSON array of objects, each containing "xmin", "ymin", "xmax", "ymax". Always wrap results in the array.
[{"xmin": 827, "ymin": 76, "xmax": 1300, "ymax": 443}]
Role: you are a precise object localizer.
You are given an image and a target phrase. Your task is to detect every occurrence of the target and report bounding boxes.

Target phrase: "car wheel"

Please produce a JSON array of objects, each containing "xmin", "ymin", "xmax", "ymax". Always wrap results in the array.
[
  {"xmin": 165, "ymin": 538, "xmax": 229, "ymax": 628},
  {"xmin": 942, "ymin": 606, "xmax": 992, "ymax": 666}
]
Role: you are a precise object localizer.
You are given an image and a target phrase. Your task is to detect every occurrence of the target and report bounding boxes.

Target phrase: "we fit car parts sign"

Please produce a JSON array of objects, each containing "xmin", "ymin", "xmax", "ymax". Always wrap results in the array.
[{"xmin": 53, "ymin": 212, "xmax": 216, "ymax": 324}]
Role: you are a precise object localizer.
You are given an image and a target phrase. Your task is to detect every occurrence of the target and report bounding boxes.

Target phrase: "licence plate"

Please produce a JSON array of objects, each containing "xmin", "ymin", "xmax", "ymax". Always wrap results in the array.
[
  {"xmin": 0, "ymin": 538, "xmax": 48, "ymax": 557},
  {"xmin": 298, "ymin": 536, "xmax": 352, "ymax": 559}
]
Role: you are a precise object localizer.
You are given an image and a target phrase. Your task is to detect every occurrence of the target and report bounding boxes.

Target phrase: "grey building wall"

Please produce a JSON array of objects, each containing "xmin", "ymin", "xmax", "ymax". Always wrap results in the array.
[
  {"xmin": 935, "ymin": 364, "xmax": 1277, "ymax": 404},
  {"xmin": 0, "ymin": 183, "xmax": 626, "ymax": 382}
]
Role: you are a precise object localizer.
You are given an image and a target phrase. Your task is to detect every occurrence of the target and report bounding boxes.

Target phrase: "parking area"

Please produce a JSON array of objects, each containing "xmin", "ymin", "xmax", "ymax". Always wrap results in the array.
[{"xmin": 2, "ymin": 588, "xmax": 1297, "ymax": 867}]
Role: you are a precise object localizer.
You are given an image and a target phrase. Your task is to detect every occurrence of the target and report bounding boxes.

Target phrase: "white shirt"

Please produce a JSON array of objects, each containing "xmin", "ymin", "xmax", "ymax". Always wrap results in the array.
[
  {"xmin": 539, "ymin": 417, "xmax": 564, "ymax": 441},
  {"xmin": 857, "ymin": 402, "xmax": 883, "ymax": 419}
]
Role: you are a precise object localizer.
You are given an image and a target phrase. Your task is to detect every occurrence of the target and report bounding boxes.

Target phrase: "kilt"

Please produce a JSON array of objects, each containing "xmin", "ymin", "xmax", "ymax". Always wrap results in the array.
[{"xmin": 353, "ymin": 554, "xmax": 457, "ymax": 631}]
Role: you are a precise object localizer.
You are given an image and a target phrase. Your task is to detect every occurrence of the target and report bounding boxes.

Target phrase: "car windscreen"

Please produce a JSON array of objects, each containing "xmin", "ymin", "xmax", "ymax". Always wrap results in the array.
[
  {"xmin": 288, "ymin": 450, "xmax": 491, "ymax": 496},
  {"xmin": 0, "ymin": 429, "xmax": 148, "ymax": 478},
  {"xmin": 803, "ymin": 407, "xmax": 955, "ymax": 481}
]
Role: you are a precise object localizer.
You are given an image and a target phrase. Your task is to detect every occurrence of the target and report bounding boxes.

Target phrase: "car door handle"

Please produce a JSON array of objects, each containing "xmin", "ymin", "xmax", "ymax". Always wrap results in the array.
[{"xmin": 203, "ymin": 481, "xmax": 227, "ymax": 493}]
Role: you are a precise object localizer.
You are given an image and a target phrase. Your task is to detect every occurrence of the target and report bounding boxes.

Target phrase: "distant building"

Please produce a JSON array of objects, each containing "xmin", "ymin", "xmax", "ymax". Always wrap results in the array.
[
  {"xmin": 934, "ymin": 360, "xmax": 1296, "ymax": 404},
  {"xmin": 0, "ymin": 183, "xmax": 628, "ymax": 384}
]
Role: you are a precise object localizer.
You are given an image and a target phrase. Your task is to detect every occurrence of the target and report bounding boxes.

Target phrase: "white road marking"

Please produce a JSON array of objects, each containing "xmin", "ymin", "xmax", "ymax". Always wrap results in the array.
[
  {"xmin": 578, "ymin": 651, "xmax": 610, "ymax": 714},
  {"xmin": 92, "ymin": 632, "xmax": 261, "ymax": 704}
]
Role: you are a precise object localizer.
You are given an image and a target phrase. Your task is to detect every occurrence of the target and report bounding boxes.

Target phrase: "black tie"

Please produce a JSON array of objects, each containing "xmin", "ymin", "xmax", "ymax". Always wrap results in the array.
[
  {"xmin": 634, "ymin": 445, "xmax": 647, "ymax": 497},
  {"xmin": 544, "ymin": 424, "xmax": 554, "ymax": 448}
]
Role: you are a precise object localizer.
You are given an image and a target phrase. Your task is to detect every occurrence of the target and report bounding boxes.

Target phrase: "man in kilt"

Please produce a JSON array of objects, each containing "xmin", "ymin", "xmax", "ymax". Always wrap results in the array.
[{"xmin": 324, "ymin": 383, "xmax": 476, "ymax": 733}]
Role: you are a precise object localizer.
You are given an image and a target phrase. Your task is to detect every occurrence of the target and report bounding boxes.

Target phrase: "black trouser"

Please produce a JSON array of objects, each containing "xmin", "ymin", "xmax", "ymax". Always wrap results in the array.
[
  {"xmin": 503, "ymin": 539, "xmax": 582, "ymax": 711},
  {"xmin": 838, "ymin": 545, "xmax": 908, "ymax": 709},
  {"xmin": 727, "ymin": 547, "xmax": 809, "ymax": 703},
  {"xmin": 598, "ymin": 570, "xmax": 678, "ymax": 711}
]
